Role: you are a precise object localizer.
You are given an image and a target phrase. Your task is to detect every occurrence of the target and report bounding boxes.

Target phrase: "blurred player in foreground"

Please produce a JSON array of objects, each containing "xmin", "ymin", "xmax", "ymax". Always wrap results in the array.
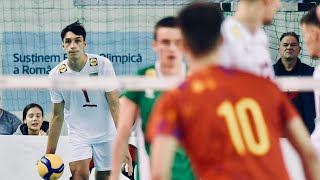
[
  {"xmin": 46, "ymin": 21, "xmax": 120, "ymax": 180},
  {"xmin": 111, "ymin": 17, "xmax": 195, "ymax": 180},
  {"xmin": 147, "ymin": 2, "xmax": 320, "ymax": 180},
  {"xmin": 220, "ymin": 0, "xmax": 281, "ymax": 78},
  {"xmin": 301, "ymin": 6, "xmax": 320, "ymax": 160}
]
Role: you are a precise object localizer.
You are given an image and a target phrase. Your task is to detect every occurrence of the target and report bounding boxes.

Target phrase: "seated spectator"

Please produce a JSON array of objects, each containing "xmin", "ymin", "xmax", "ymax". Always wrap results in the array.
[
  {"xmin": 0, "ymin": 107, "xmax": 22, "ymax": 135},
  {"xmin": 14, "ymin": 103, "xmax": 48, "ymax": 135},
  {"xmin": 273, "ymin": 32, "xmax": 316, "ymax": 134}
]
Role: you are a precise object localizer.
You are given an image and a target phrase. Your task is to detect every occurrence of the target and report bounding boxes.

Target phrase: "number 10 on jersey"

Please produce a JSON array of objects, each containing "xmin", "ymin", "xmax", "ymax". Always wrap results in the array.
[{"xmin": 217, "ymin": 98, "xmax": 270, "ymax": 156}]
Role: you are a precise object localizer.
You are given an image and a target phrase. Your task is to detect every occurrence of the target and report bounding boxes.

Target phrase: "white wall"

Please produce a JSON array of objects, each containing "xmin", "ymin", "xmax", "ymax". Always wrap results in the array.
[
  {"xmin": 0, "ymin": 135, "xmax": 131, "ymax": 180},
  {"xmin": 0, "ymin": 136, "xmax": 305, "ymax": 180}
]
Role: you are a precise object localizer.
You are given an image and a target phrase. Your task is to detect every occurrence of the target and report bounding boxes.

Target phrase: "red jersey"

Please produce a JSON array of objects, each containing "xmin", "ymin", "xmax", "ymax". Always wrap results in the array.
[{"xmin": 147, "ymin": 66, "xmax": 299, "ymax": 180}]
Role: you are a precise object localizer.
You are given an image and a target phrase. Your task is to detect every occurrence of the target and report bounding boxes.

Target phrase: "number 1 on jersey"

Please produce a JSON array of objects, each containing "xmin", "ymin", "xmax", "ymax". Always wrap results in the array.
[
  {"xmin": 82, "ymin": 89, "xmax": 97, "ymax": 107},
  {"xmin": 217, "ymin": 98, "xmax": 270, "ymax": 156}
]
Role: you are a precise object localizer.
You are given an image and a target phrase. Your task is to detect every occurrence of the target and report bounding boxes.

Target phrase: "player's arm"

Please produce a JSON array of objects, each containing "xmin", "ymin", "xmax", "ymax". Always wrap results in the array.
[
  {"xmin": 311, "ymin": 67, "xmax": 320, "ymax": 156},
  {"xmin": 147, "ymin": 91, "xmax": 180, "ymax": 180},
  {"xmin": 111, "ymin": 97, "xmax": 138, "ymax": 180},
  {"xmin": 46, "ymin": 101, "xmax": 64, "ymax": 154},
  {"xmin": 285, "ymin": 116, "xmax": 320, "ymax": 180},
  {"xmin": 311, "ymin": 89, "xmax": 320, "ymax": 155},
  {"xmin": 150, "ymin": 135, "xmax": 178, "ymax": 180},
  {"xmin": 105, "ymin": 90, "xmax": 120, "ymax": 128}
]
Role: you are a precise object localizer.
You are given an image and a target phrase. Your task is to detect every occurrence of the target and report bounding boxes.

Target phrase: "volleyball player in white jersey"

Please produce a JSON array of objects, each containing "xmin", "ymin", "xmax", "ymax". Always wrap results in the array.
[
  {"xmin": 220, "ymin": 0, "xmax": 281, "ymax": 78},
  {"xmin": 46, "ymin": 21, "xmax": 120, "ymax": 180}
]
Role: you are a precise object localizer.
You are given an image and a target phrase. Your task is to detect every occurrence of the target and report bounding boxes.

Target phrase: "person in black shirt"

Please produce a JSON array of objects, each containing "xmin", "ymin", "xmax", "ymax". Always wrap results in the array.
[{"xmin": 274, "ymin": 32, "xmax": 315, "ymax": 134}]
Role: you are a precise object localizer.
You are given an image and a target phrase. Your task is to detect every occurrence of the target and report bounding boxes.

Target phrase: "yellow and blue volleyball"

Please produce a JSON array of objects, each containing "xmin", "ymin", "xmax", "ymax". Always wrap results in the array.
[{"xmin": 37, "ymin": 154, "xmax": 64, "ymax": 180}]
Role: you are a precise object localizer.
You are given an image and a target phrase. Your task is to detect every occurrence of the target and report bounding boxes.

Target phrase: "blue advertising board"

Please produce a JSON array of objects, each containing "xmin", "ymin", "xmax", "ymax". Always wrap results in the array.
[{"xmin": 2, "ymin": 32, "xmax": 155, "ymax": 112}]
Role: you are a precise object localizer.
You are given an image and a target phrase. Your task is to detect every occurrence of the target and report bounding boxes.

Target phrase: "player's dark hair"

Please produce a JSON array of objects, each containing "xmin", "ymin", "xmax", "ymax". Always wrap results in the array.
[
  {"xmin": 61, "ymin": 20, "xmax": 87, "ymax": 41},
  {"xmin": 154, "ymin": 16, "xmax": 178, "ymax": 40},
  {"xmin": 23, "ymin": 103, "xmax": 44, "ymax": 121},
  {"xmin": 280, "ymin": 32, "xmax": 300, "ymax": 44},
  {"xmin": 300, "ymin": 7, "xmax": 320, "ymax": 28},
  {"xmin": 177, "ymin": 2, "xmax": 224, "ymax": 57}
]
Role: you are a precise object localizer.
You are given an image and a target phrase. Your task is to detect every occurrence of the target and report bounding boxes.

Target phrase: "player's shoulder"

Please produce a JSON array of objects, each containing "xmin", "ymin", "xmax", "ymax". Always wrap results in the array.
[
  {"xmin": 175, "ymin": 66, "xmax": 218, "ymax": 93},
  {"xmin": 255, "ymin": 28, "xmax": 268, "ymax": 42},
  {"xmin": 221, "ymin": 17, "xmax": 236, "ymax": 30},
  {"xmin": 175, "ymin": 66, "xmax": 279, "ymax": 93},
  {"xmin": 86, "ymin": 53, "xmax": 115, "ymax": 73},
  {"xmin": 86, "ymin": 53, "xmax": 112, "ymax": 65},
  {"xmin": 206, "ymin": 67, "xmax": 278, "ymax": 91},
  {"xmin": 49, "ymin": 59, "xmax": 68, "ymax": 76},
  {"xmin": 221, "ymin": 17, "xmax": 244, "ymax": 40},
  {"xmin": 158, "ymin": 87, "xmax": 181, "ymax": 104},
  {"xmin": 136, "ymin": 65, "xmax": 156, "ymax": 76},
  {"xmin": 222, "ymin": 17, "xmax": 267, "ymax": 41},
  {"xmin": 236, "ymin": 69, "xmax": 279, "ymax": 91}
]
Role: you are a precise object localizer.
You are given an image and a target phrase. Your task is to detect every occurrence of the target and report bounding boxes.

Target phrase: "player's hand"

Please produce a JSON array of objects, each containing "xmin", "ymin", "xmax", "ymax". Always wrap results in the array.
[
  {"xmin": 121, "ymin": 150, "xmax": 133, "ymax": 176},
  {"xmin": 38, "ymin": 130, "xmax": 46, "ymax": 136}
]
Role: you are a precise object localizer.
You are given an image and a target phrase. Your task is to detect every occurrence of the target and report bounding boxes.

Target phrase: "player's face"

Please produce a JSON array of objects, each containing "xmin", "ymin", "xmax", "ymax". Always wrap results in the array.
[
  {"xmin": 153, "ymin": 27, "xmax": 183, "ymax": 69},
  {"xmin": 62, "ymin": 31, "xmax": 86, "ymax": 59},
  {"xmin": 301, "ymin": 23, "xmax": 320, "ymax": 58},
  {"xmin": 24, "ymin": 107, "xmax": 43, "ymax": 133},
  {"xmin": 263, "ymin": 0, "xmax": 281, "ymax": 25},
  {"xmin": 279, "ymin": 36, "xmax": 301, "ymax": 60}
]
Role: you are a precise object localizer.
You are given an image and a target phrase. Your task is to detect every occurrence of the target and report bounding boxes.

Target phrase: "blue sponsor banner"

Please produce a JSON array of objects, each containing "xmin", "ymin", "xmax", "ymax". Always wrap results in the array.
[{"xmin": 2, "ymin": 32, "xmax": 155, "ymax": 112}]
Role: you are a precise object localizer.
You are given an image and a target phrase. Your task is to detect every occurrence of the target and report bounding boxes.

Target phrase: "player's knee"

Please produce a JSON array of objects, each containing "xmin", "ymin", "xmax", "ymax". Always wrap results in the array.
[
  {"xmin": 95, "ymin": 170, "xmax": 111, "ymax": 180},
  {"xmin": 72, "ymin": 169, "xmax": 90, "ymax": 180}
]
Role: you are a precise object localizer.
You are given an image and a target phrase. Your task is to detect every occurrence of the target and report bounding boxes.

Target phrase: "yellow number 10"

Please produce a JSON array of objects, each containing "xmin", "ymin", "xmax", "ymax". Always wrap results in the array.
[{"xmin": 217, "ymin": 98, "xmax": 270, "ymax": 156}]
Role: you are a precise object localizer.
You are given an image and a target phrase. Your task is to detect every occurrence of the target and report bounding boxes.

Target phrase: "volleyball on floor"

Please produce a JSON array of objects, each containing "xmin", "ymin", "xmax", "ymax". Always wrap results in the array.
[{"xmin": 37, "ymin": 154, "xmax": 64, "ymax": 180}]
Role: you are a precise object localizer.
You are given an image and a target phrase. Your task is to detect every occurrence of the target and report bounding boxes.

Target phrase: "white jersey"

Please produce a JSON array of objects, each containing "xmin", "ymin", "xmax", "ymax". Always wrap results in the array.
[
  {"xmin": 311, "ymin": 65, "xmax": 320, "ymax": 158},
  {"xmin": 220, "ymin": 17, "xmax": 274, "ymax": 79},
  {"xmin": 49, "ymin": 53, "xmax": 118, "ymax": 144}
]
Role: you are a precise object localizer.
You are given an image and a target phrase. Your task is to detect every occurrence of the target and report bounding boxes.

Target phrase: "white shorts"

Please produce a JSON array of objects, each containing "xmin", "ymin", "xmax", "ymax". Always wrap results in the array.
[{"xmin": 69, "ymin": 140, "xmax": 113, "ymax": 171}]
